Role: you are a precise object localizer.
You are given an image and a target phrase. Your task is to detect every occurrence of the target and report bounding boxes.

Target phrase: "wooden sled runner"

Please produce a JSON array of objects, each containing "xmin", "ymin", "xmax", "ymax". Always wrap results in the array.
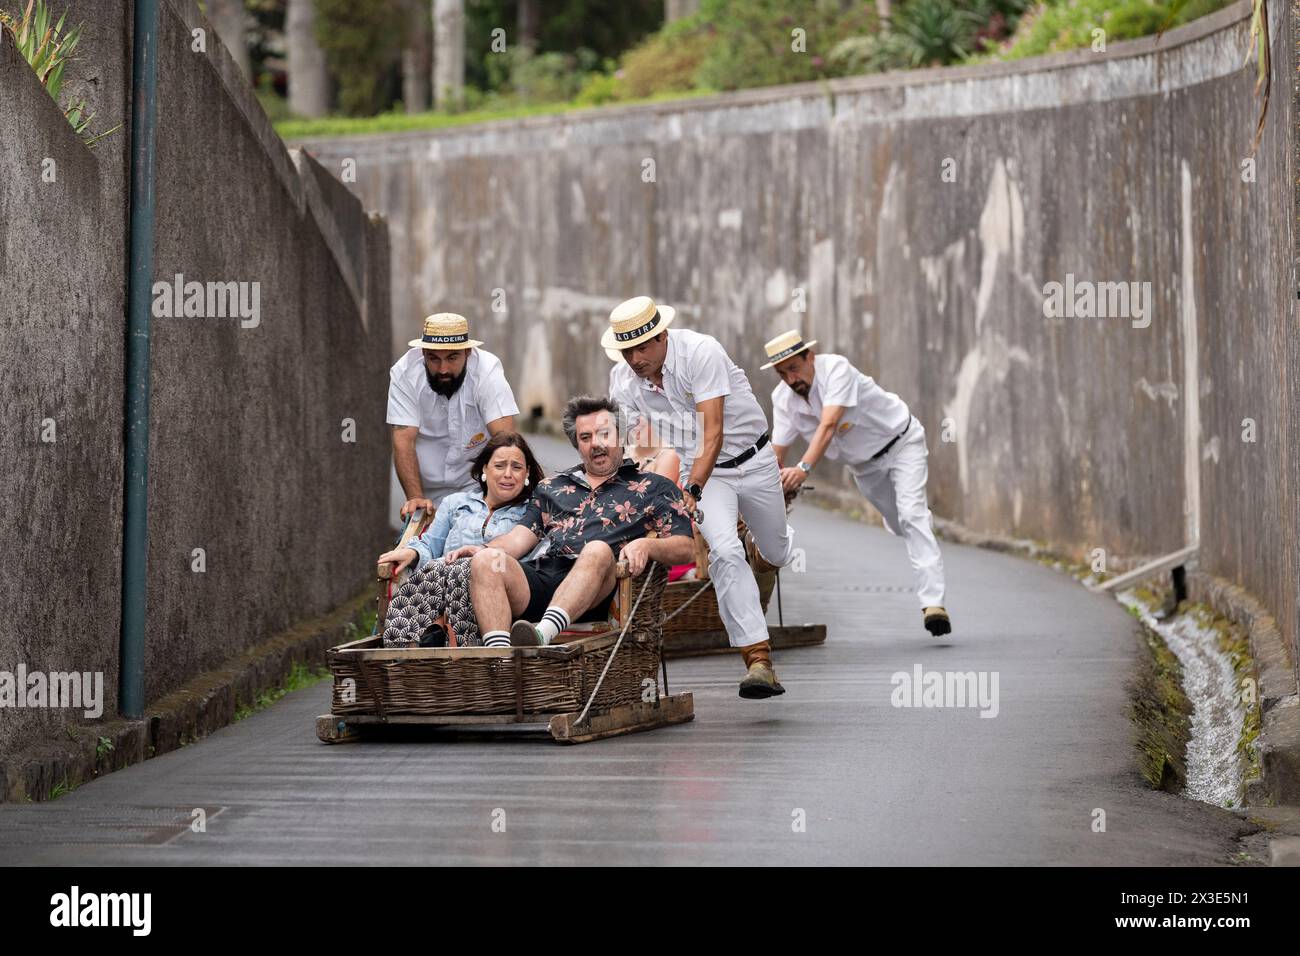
[{"xmin": 318, "ymin": 536, "xmax": 692, "ymax": 744}]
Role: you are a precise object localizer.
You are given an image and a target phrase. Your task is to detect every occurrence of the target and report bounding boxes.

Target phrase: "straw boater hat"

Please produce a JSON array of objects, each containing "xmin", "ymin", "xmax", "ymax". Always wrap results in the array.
[
  {"xmin": 760, "ymin": 329, "xmax": 818, "ymax": 369},
  {"xmin": 408, "ymin": 313, "xmax": 484, "ymax": 350},
  {"xmin": 601, "ymin": 296, "xmax": 676, "ymax": 354}
]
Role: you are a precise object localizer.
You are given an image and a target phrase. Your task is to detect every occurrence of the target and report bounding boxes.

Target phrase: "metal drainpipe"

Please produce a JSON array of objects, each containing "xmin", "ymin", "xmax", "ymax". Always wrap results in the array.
[{"xmin": 120, "ymin": 0, "xmax": 159, "ymax": 719}]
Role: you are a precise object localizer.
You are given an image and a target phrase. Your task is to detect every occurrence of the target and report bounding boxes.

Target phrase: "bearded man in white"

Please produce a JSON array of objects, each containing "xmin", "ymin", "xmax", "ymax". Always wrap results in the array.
[
  {"xmin": 387, "ymin": 313, "xmax": 519, "ymax": 518},
  {"xmin": 765, "ymin": 330, "xmax": 952, "ymax": 637}
]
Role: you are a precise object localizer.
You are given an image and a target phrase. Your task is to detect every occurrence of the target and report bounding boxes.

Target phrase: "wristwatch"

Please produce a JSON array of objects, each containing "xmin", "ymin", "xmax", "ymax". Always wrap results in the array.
[
  {"xmin": 685, "ymin": 482, "xmax": 703, "ymax": 501},
  {"xmin": 797, "ymin": 461, "xmax": 812, "ymax": 474}
]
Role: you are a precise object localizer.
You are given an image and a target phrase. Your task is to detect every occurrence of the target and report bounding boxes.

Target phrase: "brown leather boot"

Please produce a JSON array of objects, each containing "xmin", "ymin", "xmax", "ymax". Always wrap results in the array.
[{"xmin": 738, "ymin": 641, "xmax": 785, "ymax": 699}]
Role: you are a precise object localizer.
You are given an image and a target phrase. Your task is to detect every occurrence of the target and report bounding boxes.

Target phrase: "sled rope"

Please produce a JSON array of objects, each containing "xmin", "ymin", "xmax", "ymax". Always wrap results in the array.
[
  {"xmin": 574, "ymin": 571, "xmax": 653, "ymax": 727},
  {"xmin": 661, "ymin": 578, "xmax": 714, "ymax": 623}
]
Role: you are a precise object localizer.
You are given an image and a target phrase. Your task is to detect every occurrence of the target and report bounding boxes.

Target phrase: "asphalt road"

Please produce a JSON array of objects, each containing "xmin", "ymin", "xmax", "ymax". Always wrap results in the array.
[{"xmin": 0, "ymin": 436, "xmax": 1251, "ymax": 865}]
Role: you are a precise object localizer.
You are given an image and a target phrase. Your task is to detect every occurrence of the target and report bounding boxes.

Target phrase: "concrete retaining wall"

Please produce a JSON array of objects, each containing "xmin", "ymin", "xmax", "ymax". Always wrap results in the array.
[
  {"xmin": 0, "ymin": 0, "xmax": 391, "ymax": 764},
  {"xmin": 300, "ymin": 2, "xmax": 1298, "ymax": 692},
  {"xmin": 0, "ymin": 16, "xmax": 129, "ymax": 754},
  {"xmin": 146, "ymin": 0, "xmax": 390, "ymax": 703}
]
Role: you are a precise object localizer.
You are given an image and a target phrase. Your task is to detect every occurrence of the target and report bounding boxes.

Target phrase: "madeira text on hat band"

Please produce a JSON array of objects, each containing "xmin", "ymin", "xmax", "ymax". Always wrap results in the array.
[
  {"xmin": 614, "ymin": 311, "xmax": 662, "ymax": 342},
  {"xmin": 423, "ymin": 332, "xmax": 470, "ymax": 344},
  {"xmin": 768, "ymin": 341, "xmax": 807, "ymax": 363}
]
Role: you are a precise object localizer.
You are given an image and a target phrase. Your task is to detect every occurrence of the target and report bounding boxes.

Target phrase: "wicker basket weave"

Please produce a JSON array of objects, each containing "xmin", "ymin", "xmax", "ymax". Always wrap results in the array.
[
  {"xmin": 662, "ymin": 568, "xmax": 775, "ymax": 634},
  {"xmin": 332, "ymin": 563, "xmax": 668, "ymax": 719},
  {"xmin": 660, "ymin": 516, "xmax": 779, "ymax": 635}
]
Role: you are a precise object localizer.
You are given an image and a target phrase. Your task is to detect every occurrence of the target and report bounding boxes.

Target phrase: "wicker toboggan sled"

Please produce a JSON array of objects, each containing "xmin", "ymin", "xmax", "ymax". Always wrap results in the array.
[{"xmin": 316, "ymin": 513, "xmax": 692, "ymax": 744}]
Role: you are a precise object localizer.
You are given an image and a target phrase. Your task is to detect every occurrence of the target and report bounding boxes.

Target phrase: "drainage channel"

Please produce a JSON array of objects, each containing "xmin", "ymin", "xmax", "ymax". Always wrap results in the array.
[{"xmin": 1119, "ymin": 591, "xmax": 1246, "ymax": 808}]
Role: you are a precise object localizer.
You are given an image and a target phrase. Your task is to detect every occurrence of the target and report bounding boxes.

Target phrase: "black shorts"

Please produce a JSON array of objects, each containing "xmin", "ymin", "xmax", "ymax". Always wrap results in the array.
[{"xmin": 519, "ymin": 555, "xmax": 617, "ymax": 624}]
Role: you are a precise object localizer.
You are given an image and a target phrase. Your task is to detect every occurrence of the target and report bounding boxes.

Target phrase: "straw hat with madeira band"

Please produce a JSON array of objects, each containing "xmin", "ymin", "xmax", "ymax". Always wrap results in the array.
[
  {"xmin": 602, "ymin": 296, "xmax": 676, "ymax": 357},
  {"xmin": 409, "ymin": 313, "xmax": 484, "ymax": 350},
  {"xmin": 760, "ymin": 330, "xmax": 818, "ymax": 369}
]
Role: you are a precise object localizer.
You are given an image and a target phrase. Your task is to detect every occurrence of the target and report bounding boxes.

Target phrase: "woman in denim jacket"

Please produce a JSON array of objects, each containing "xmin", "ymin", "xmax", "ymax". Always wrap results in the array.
[{"xmin": 380, "ymin": 432, "xmax": 545, "ymax": 647}]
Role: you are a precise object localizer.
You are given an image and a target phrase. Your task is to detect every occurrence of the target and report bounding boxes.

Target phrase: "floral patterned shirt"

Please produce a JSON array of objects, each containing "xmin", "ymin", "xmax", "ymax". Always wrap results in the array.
[{"xmin": 520, "ymin": 459, "xmax": 693, "ymax": 561}]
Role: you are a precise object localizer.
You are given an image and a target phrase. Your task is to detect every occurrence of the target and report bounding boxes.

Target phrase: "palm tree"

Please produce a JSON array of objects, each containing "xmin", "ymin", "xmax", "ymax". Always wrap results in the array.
[
  {"xmin": 286, "ymin": 0, "xmax": 329, "ymax": 118},
  {"xmin": 518, "ymin": 0, "xmax": 539, "ymax": 49},
  {"xmin": 401, "ymin": 0, "xmax": 431, "ymax": 113},
  {"xmin": 431, "ymin": 0, "xmax": 463, "ymax": 110}
]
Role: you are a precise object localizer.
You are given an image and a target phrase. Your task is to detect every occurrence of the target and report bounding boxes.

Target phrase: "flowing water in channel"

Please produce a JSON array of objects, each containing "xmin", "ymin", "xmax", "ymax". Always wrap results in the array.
[{"xmin": 1119, "ymin": 591, "xmax": 1245, "ymax": 807}]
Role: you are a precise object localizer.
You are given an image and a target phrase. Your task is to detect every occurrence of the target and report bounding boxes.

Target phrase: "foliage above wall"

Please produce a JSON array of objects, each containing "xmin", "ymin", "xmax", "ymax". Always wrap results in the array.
[
  {"xmin": 0, "ymin": 0, "xmax": 117, "ymax": 146},
  {"xmin": 275, "ymin": 0, "xmax": 1239, "ymax": 139}
]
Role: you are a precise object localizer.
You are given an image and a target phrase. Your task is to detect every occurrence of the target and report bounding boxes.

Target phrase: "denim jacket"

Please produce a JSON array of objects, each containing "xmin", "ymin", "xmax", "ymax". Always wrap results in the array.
[{"xmin": 408, "ymin": 490, "xmax": 528, "ymax": 571}]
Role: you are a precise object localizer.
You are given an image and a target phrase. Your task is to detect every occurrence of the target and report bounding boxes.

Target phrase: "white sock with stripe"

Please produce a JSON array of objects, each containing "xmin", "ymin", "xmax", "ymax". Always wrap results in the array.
[
  {"xmin": 483, "ymin": 630, "xmax": 511, "ymax": 648},
  {"xmin": 536, "ymin": 606, "xmax": 571, "ymax": 645}
]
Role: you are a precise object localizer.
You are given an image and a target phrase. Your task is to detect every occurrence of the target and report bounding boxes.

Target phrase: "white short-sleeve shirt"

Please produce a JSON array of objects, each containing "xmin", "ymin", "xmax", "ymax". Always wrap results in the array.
[
  {"xmin": 771, "ymin": 353, "xmax": 910, "ymax": 465},
  {"xmin": 387, "ymin": 347, "xmax": 519, "ymax": 499},
  {"xmin": 609, "ymin": 328, "xmax": 769, "ymax": 470}
]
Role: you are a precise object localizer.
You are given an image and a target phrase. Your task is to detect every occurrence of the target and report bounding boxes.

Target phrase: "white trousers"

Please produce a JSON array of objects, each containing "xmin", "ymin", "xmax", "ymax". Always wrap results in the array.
[
  {"xmin": 691, "ymin": 444, "xmax": 794, "ymax": 648},
  {"xmin": 848, "ymin": 417, "xmax": 946, "ymax": 608}
]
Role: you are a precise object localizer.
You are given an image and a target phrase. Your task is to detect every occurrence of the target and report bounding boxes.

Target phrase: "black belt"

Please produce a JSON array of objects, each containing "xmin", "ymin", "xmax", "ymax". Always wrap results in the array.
[
  {"xmin": 870, "ymin": 419, "xmax": 911, "ymax": 461},
  {"xmin": 715, "ymin": 432, "xmax": 769, "ymax": 469}
]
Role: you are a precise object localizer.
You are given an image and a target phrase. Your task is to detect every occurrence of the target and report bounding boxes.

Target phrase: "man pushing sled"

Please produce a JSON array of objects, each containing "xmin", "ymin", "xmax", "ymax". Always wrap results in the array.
[{"xmin": 764, "ymin": 330, "xmax": 953, "ymax": 637}]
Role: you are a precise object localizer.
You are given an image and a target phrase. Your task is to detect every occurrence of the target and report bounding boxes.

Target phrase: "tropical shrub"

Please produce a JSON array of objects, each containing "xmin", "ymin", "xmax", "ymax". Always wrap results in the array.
[
  {"xmin": 693, "ymin": 0, "xmax": 880, "ymax": 90},
  {"xmin": 0, "ymin": 0, "xmax": 116, "ymax": 145}
]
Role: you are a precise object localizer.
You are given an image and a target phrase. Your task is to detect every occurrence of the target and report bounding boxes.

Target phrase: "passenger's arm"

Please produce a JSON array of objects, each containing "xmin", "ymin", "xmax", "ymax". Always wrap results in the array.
[
  {"xmin": 620, "ymin": 534, "xmax": 694, "ymax": 576},
  {"xmin": 653, "ymin": 448, "xmax": 681, "ymax": 485},
  {"xmin": 444, "ymin": 524, "xmax": 538, "ymax": 564},
  {"xmin": 490, "ymin": 524, "xmax": 540, "ymax": 558},
  {"xmin": 419, "ymin": 498, "xmax": 456, "ymax": 563},
  {"xmin": 621, "ymin": 480, "xmax": 705, "ymax": 575},
  {"xmin": 377, "ymin": 545, "xmax": 419, "ymax": 576}
]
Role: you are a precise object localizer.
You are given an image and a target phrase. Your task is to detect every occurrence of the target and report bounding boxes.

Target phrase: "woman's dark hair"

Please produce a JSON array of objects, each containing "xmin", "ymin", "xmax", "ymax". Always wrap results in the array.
[{"xmin": 471, "ymin": 432, "xmax": 546, "ymax": 507}]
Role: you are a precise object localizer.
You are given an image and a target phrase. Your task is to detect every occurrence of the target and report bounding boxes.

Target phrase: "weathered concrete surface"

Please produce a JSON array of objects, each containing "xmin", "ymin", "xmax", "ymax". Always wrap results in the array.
[
  {"xmin": 301, "ymin": 2, "xmax": 1299, "ymax": 699},
  {"xmin": 145, "ymin": 0, "xmax": 391, "ymax": 705},
  {"xmin": 0, "ymin": 438, "xmax": 1256, "ymax": 864},
  {"xmin": 1, "ymin": 0, "xmax": 392, "ymax": 774},
  {"xmin": 0, "ymin": 9, "xmax": 130, "ymax": 754}
]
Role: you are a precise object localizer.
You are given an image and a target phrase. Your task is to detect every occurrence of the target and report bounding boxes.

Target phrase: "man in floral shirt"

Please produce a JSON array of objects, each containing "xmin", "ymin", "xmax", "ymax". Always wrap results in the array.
[{"xmin": 446, "ymin": 396, "xmax": 695, "ymax": 647}]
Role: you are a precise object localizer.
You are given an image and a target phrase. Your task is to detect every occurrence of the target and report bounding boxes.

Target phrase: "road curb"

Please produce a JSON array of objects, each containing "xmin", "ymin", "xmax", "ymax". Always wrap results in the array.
[{"xmin": 0, "ymin": 587, "xmax": 374, "ymax": 804}]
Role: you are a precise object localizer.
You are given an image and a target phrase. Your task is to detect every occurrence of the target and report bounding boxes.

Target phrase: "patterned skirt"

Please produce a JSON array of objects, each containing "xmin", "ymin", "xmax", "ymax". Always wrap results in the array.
[{"xmin": 381, "ymin": 556, "xmax": 480, "ymax": 648}]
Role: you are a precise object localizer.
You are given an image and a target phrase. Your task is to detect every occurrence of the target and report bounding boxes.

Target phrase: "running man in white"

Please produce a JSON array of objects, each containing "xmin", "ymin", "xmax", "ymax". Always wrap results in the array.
[
  {"xmin": 764, "ymin": 330, "xmax": 952, "ymax": 637},
  {"xmin": 607, "ymin": 296, "xmax": 795, "ymax": 698}
]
